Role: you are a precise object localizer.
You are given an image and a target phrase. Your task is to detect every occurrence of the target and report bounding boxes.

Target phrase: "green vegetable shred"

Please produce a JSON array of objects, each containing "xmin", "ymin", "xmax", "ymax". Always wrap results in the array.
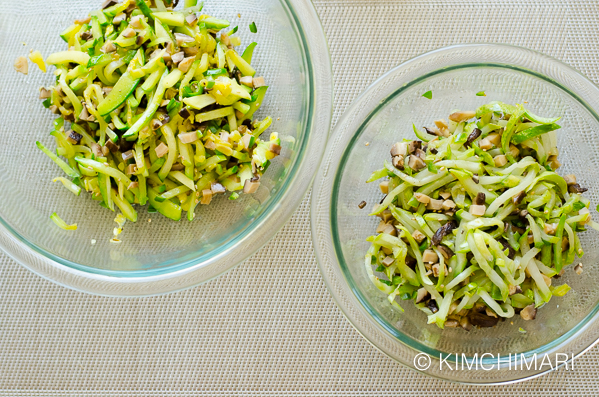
[
  {"xmin": 365, "ymin": 101, "xmax": 597, "ymax": 330},
  {"xmin": 36, "ymin": 0, "xmax": 281, "ymax": 225}
]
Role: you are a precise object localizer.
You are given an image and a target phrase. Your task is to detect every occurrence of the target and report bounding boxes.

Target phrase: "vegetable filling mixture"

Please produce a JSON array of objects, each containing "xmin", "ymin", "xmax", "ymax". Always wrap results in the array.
[
  {"xmin": 35, "ymin": 0, "xmax": 279, "ymax": 225},
  {"xmin": 365, "ymin": 101, "xmax": 598, "ymax": 330}
]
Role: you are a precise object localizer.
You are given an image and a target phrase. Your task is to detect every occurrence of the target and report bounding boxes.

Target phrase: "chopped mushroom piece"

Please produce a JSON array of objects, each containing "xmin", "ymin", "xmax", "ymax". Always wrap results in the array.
[
  {"xmin": 379, "ymin": 181, "xmax": 389, "ymax": 194},
  {"xmin": 177, "ymin": 56, "xmax": 195, "ymax": 72},
  {"xmin": 185, "ymin": 14, "xmax": 198, "ymax": 26},
  {"xmin": 544, "ymin": 223, "xmax": 558, "ymax": 235},
  {"xmin": 375, "ymin": 220, "xmax": 388, "ymax": 234},
  {"xmin": 239, "ymin": 76, "xmax": 253, "ymax": 87},
  {"xmin": 358, "ymin": 201, "xmax": 367, "ymax": 209},
  {"xmin": 487, "ymin": 132, "xmax": 501, "ymax": 146},
  {"xmin": 434, "ymin": 119, "xmax": 449, "ymax": 136},
  {"xmin": 422, "ymin": 249, "xmax": 438, "ymax": 263},
  {"xmin": 102, "ymin": 41, "xmax": 117, "ymax": 53},
  {"xmin": 520, "ymin": 304, "xmax": 537, "ymax": 321},
  {"xmin": 512, "ymin": 191, "xmax": 526, "ymax": 205},
  {"xmin": 101, "ymin": 0, "xmax": 118, "ymax": 9},
  {"xmin": 171, "ymin": 51, "xmax": 185, "ymax": 65},
  {"xmin": 437, "ymin": 245, "xmax": 454, "ymax": 260},
  {"xmin": 14, "ymin": 56, "xmax": 28, "ymax": 75},
  {"xmin": 564, "ymin": 174, "xmax": 577, "ymax": 185},
  {"xmin": 243, "ymin": 179, "xmax": 260, "ymax": 194},
  {"xmin": 427, "ymin": 198, "xmax": 444, "ymax": 211},
  {"xmin": 125, "ymin": 164, "xmax": 137, "ymax": 175},
  {"xmin": 414, "ymin": 193, "xmax": 430, "ymax": 204},
  {"xmin": 479, "ymin": 137, "xmax": 493, "ymax": 150},
  {"xmin": 200, "ymin": 189, "xmax": 213, "ymax": 205},
  {"xmin": 407, "ymin": 140, "xmax": 421, "ymax": 154},
  {"xmin": 442, "ymin": 200, "xmax": 456, "ymax": 210},
  {"xmin": 508, "ymin": 284, "xmax": 523, "ymax": 295},
  {"xmin": 269, "ymin": 142, "xmax": 282, "ymax": 155},
  {"xmin": 445, "ymin": 319, "xmax": 459, "ymax": 328},
  {"xmin": 390, "ymin": 142, "xmax": 408, "ymax": 157},
  {"xmin": 439, "ymin": 191, "xmax": 451, "ymax": 200},
  {"xmin": 381, "ymin": 223, "xmax": 397, "ymax": 236},
  {"xmin": 39, "ymin": 87, "xmax": 51, "ymax": 99},
  {"xmin": 121, "ymin": 28, "xmax": 136, "ymax": 38},
  {"xmin": 575, "ymin": 263, "xmax": 583, "ymax": 275},
  {"xmin": 448, "ymin": 110, "xmax": 476, "ymax": 122},
  {"xmin": 469, "ymin": 204, "xmax": 486, "ymax": 216},
  {"xmin": 494, "ymin": 155, "xmax": 508, "ymax": 167},
  {"xmin": 155, "ymin": 142, "xmax": 169, "ymax": 158},
  {"xmin": 67, "ymin": 131, "xmax": 83, "ymax": 145},
  {"xmin": 432, "ymin": 263, "xmax": 445, "ymax": 277},
  {"xmin": 129, "ymin": 15, "xmax": 143, "ymax": 28},
  {"xmin": 252, "ymin": 76, "xmax": 266, "ymax": 88},
  {"xmin": 128, "ymin": 181, "xmax": 139, "ymax": 190},
  {"xmin": 382, "ymin": 256, "xmax": 395, "ymax": 267},
  {"xmin": 408, "ymin": 155, "xmax": 426, "ymax": 171},
  {"xmin": 392, "ymin": 155, "xmax": 404, "ymax": 169},
  {"xmin": 412, "ymin": 229, "xmax": 426, "ymax": 243},
  {"xmin": 460, "ymin": 316, "xmax": 473, "ymax": 331},
  {"xmin": 415, "ymin": 288, "xmax": 430, "ymax": 303},
  {"xmin": 113, "ymin": 13, "xmax": 126, "ymax": 25},
  {"xmin": 105, "ymin": 140, "xmax": 119, "ymax": 153},
  {"xmin": 175, "ymin": 33, "xmax": 195, "ymax": 46},
  {"xmin": 178, "ymin": 131, "xmax": 199, "ymax": 144},
  {"xmin": 121, "ymin": 150, "xmax": 134, "ymax": 161},
  {"xmin": 509, "ymin": 144, "xmax": 520, "ymax": 158}
]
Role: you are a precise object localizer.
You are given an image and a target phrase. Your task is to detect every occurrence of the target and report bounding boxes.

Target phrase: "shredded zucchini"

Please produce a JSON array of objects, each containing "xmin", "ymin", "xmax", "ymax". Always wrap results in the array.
[
  {"xmin": 365, "ymin": 101, "xmax": 595, "ymax": 330},
  {"xmin": 35, "ymin": 0, "xmax": 279, "ymax": 225}
]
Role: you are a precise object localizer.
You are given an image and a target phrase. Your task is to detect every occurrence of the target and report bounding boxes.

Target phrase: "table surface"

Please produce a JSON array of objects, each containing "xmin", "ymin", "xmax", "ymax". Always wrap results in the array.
[{"xmin": 3, "ymin": 0, "xmax": 599, "ymax": 395}]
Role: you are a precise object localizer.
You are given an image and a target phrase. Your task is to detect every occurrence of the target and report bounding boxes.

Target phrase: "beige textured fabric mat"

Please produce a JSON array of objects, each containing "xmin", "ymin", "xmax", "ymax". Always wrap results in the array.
[{"xmin": 3, "ymin": 0, "xmax": 599, "ymax": 395}]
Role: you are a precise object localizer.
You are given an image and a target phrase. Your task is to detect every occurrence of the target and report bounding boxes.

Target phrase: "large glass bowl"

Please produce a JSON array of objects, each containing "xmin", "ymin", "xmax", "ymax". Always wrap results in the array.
[
  {"xmin": 0, "ymin": 0, "xmax": 331, "ymax": 296},
  {"xmin": 311, "ymin": 44, "xmax": 599, "ymax": 383}
]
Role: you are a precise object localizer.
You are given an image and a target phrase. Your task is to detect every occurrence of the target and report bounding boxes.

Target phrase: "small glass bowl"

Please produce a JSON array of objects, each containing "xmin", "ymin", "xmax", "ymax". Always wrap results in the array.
[
  {"xmin": 312, "ymin": 44, "xmax": 599, "ymax": 384},
  {"xmin": 0, "ymin": 0, "xmax": 331, "ymax": 296}
]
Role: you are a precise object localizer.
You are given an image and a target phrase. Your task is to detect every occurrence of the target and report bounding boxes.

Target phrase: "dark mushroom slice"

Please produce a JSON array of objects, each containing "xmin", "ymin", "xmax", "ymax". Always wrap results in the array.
[
  {"xmin": 568, "ymin": 183, "xmax": 588, "ymax": 194},
  {"xmin": 437, "ymin": 245, "xmax": 455, "ymax": 260},
  {"xmin": 105, "ymin": 139, "xmax": 119, "ymax": 153},
  {"xmin": 408, "ymin": 140, "xmax": 422, "ymax": 154},
  {"xmin": 179, "ymin": 106, "xmax": 191, "ymax": 119},
  {"xmin": 465, "ymin": 128, "xmax": 482, "ymax": 147},
  {"xmin": 512, "ymin": 191, "xmax": 526, "ymax": 206},
  {"xmin": 101, "ymin": 0, "xmax": 118, "ymax": 9},
  {"xmin": 427, "ymin": 299, "xmax": 439, "ymax": 314},
  {"xmin": 520, "ymin": 304, "xmax": 537, "ymax": 320},
  {"xmin": 66, "ymin": 130, "xmax": 83, "ymax": 145},
  {"xmin": 415, "ymin": 288, "xmax": 430, "ymax": 304},
  {"xmin": 468, "ymin": 312, "xmax": 499, "ymax": 328},
  {"xmin": 424, "ymin": 126, "xmax": 443, "ymax": 137},
  {"xmin": 405, "ymin": 255, "xmax": 417, "ymax": 270},
  {"xmin": 392, "ymin": 155, "xmax": 404, "ymax": 169},
  {"xmin": 431, "ymin": 220, "xmax": 457, "ymax": 246},
  {"xmin": 358, "ymin": 201, "xmax": 367, "ymax": 209},
  {"xmin": 474, "ymin": 192, "xmax": 486, "ymax": 205}
]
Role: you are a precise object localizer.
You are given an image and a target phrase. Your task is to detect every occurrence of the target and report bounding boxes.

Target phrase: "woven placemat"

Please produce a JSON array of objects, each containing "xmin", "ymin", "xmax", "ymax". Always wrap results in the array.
[{"xmin": 2, "ymin": 0, "xmax": 599, "ymax": 395}]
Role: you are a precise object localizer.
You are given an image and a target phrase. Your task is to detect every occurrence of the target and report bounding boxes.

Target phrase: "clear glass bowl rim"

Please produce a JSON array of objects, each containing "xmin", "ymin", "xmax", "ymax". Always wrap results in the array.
[
  {"xmin": 311, "ymin": 43, "xmax": 599, "ymax": 384},
  {"xmin": 0, "ymin": 0, "xmax": 332, "ymax": 297}
]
